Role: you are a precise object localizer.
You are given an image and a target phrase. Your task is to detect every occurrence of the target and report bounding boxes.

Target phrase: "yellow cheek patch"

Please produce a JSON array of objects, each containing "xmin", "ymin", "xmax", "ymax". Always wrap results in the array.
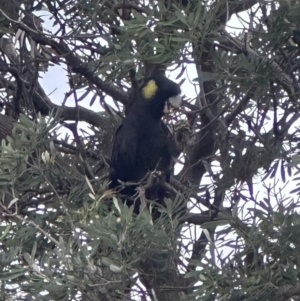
[{"xmin": 142, "ymin": 80, "xmax": 158, "ymax": 99}]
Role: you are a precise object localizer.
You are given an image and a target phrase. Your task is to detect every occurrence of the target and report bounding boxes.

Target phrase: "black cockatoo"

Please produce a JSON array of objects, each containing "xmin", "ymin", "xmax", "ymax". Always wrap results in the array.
[{"xmin": 109, "ymin": 74, "xmax": 182, "ymax": 212}]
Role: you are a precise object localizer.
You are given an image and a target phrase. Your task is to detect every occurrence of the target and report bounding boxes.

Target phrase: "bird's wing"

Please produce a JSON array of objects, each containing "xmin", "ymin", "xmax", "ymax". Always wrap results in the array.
[{"xmin": 110, "ymin": 121, "xmax": 138, "ymax": 182}]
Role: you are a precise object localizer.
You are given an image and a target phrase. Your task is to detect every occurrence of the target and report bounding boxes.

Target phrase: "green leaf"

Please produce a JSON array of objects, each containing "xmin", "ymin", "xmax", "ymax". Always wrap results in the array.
[
  {"xmin": 193, "ymin": 72, "xmax": 220, "ymax": 82},
  {"xmin": 0, "ymin": 224, "xmax": 11, "ymax": 241},
  {"xmin": 174, "ymin": 10, "xmax": 189, "ymax": 27},
  {"xmin": 0, "ymin": 268, "xmax": 27, "ymax": 281},
  {"xmin": 170, "ymin": 36, "xmax": 188, "ymax": 42},
  {"xmin": 109, "ymin": 264, "xmax": 122, "ymax": 273}
]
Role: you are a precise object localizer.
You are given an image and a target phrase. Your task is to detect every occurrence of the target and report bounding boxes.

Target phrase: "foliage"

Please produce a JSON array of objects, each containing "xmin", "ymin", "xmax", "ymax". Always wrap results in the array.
[{"xmin": 1, "ymin": 0, "xmax": 300, "ymax": 301}]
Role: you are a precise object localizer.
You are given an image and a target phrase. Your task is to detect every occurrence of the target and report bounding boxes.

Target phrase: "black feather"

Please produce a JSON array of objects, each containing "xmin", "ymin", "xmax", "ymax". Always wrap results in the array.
[{"xmin": 109, "ymin": 74, "xmax": 181, "ymax": 213}]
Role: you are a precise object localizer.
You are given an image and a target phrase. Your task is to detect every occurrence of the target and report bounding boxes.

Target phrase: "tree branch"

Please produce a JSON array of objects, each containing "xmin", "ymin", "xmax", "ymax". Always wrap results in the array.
[{"xmin": 0, "ymin": 9, "xmax": 129, "ymax": 104}]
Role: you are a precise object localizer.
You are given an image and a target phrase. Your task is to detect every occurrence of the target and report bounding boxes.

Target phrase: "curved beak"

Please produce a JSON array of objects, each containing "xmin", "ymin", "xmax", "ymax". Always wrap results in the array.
[{"xmin": 163, "ymin": 95, "xmax": 182, "ymax": 114}]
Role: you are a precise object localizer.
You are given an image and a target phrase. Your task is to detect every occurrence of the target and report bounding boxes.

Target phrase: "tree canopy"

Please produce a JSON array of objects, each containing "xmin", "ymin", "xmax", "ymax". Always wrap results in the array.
[{"xmin": 1, "ymin": 1, "xmax": 300, "ymax": 301}]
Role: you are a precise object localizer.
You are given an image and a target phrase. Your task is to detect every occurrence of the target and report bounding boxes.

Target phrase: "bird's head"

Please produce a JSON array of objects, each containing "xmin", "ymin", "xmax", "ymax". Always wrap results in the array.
[{"xmin": 139, "ymin": 74, "xmax": 182, "ymax": 117}]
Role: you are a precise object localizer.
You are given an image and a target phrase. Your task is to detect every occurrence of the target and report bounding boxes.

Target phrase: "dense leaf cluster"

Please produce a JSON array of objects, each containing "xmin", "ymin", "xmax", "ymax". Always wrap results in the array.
[{"xmin": 1, "ymin": 0, "xmax": 300, "ymax": 301}]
